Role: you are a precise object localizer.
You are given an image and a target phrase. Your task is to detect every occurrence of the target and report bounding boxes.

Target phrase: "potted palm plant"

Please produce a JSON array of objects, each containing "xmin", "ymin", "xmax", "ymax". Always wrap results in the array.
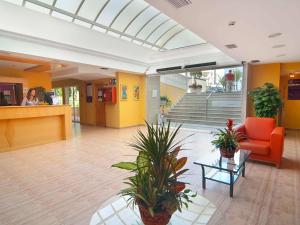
[
  {"xmin": 211, "ymin": 119, "xmax": 243, "ymax": 158},
  {"xmin": 112, "ymin": 122, "xmax": 195, "ymax": 225}
]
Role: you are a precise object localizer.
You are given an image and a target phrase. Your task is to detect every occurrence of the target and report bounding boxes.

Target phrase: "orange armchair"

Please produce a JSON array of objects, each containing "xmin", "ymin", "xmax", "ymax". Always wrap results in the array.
[{"xmin": 235, "ymin": 117, "xmax": 285, "ymax": 168}]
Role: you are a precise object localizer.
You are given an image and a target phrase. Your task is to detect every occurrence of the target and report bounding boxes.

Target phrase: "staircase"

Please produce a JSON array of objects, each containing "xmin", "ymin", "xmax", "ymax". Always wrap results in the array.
[{"xmin": 166, "ymin": 92, "xmax": 243, "ymax": 127}]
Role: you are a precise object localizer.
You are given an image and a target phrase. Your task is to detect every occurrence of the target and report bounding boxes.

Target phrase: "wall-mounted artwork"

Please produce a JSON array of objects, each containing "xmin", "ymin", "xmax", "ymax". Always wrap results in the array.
[
  {"xmin": 86, "ymin": 83, "xmax": 93, "ymax": 103},
  {"xmin": 121, "ymin": 85, "xmax": 127, "ymax": 100},
  {"xmin": 133, "ymin": 85, "xmax": 139, "ymax": 101},
  {"xmin": 288, "ymin": 79, "xmax": 300, "ymax": 100}
]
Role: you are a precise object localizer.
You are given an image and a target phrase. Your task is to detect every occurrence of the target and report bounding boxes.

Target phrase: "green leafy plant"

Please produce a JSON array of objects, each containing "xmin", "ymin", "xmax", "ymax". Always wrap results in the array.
[
  {"xmin": 211, "ymin": 119, "xmax": 243, "ymax": 154},
  {"xmin": 160, "ymin": 96, "xmax": 172, "ymax": 107},
  {"xmin": 112, "ymin": 122, "xmax": 195, "ymax": 218},
  {"xmin": 249, "ymin": 83, "xmax": 282, "ymax": 118}
]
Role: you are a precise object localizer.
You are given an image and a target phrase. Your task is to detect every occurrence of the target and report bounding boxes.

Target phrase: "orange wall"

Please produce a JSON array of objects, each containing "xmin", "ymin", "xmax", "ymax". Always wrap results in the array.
[{"xmin": 0, "ymin": 67, "xmax": 52, "ymax": 91}]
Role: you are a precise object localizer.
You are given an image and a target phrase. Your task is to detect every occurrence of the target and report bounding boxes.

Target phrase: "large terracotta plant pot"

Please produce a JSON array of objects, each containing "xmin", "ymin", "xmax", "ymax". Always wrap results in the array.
[
  {"xmin": 220, "ymin": 147, "xmax": 236, "ymax": 158},
  {"xmin": 138, "ymin": 204, "xmax": 172, "ymax": 225}
]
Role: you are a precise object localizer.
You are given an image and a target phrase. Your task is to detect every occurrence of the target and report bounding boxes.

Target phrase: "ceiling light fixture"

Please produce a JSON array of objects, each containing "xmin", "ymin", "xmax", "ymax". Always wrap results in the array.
[
  {"xmin": 228, "ymin": 21, "xmax": 236, "ymax": 26},
  {"xmin": 272, "ymin": 44, "xmax": 286, "ymax": 49},
  {"xmin": 268, "ymin": 32, "xmax": 282, "ymax": 38},
  {"xmin": 225, "ymin": 44, "xmax": 238, "ymax": 49}
]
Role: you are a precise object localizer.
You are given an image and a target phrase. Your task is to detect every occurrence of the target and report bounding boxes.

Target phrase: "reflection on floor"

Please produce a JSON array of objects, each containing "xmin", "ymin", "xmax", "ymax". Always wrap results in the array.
[
  {"xmin": 0, "ymin": 124, "xmax": 299, "ymax": 225},
  {"xmin": 90, "ymin": 194, "xmax": 216, "ymax": 225}
]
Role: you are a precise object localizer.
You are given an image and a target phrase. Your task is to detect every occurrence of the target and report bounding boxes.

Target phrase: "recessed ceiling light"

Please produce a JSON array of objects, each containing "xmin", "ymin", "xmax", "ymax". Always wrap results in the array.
[
  {"xmin": 225, "ymin": 44, "xmax": 237, "ymax": 49},
  {"xmin": 276, "ymin": 54, "xmax": 286, "ymax": 57},
  {"xmin": 228, "ymin": 21, "xmax": 236, "ymax": 26},
  {"xmin": 251, "ymin": 60, "xmax": 260, "ymax": 64},
  {"xmin": 268, "ymin": 32, "xmax": 282, "ymax": 38},
  {"xmin": 272, "ymin": 44, "xmax": 286, "ymax": 49}
]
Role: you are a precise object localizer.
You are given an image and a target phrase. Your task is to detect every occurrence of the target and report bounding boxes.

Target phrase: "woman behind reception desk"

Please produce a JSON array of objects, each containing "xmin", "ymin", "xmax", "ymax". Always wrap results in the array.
[{"xmin": 21, "ymin": 88, "xmax": 39, "ymax": 106}]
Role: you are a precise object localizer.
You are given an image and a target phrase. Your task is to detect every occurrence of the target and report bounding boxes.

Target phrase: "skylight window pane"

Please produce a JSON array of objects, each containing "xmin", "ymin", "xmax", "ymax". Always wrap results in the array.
[
  {"xmin": 96, "ymin": 0, "xmax": 130, "ymax": 27},
  {"xmin": 155, "ymin": 25, "xmax": 183, "ymax": 47},
  {"xmin": 37, "ymin": 0, "xmax": 54, "ymax": 5},
  {"xmin": 111, "ymin": 1, "xmax": 148, "ymax": 32},
  {"xmin": 74, "ymin": 19, "xmax": 91, "ymax": 28},
  {"xmin": 78, "ymin": 0, "xmax": 108, "ymax": 21},
  {"xmin": 3, "ymin": 0, "xmax": 23, "ymax": 5},
  {"xmin": 164, "ymin": 30, "xmax": 205, "ymax": 50},
  {"xmin": 52, "ymin": 11, "xmax": 73, "ymax": 22},
  {"xmin": 25, "ymin": 2, "xmax": 50, "ymax": 14},
  {"xmin": 55, "ymin": 0, "xmax": 82, "ymax": 13},
  {"xmin": 125, "ymin": 7, "xmax": 158, "ymax": 36},
  {"xmin": 147, "ymin": 20, "xmax": 176, "ymax": 43},
  {"xmin": 137, "ymin": 14, "xmax": 168, "ymax": 40}
]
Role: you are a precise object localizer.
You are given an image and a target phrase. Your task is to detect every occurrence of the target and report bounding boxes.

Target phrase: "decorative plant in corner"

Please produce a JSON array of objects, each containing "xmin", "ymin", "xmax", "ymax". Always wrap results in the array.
[
  {"xmin": 249, "ymin": 83, "xmax": 282, "ymax": 118},
  {"xmin": 112, "ymin": 122, "xmax": 195, "ymax": 225},
  {"xmin": 212, "ymin": 119, "xmax": 243, "ymax": 158}
]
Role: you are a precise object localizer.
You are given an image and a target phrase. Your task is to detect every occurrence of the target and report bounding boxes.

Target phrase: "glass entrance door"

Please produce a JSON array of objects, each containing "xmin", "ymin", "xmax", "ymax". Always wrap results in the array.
[{"xmin": 66, "ymin": 86, "xmax": 80, "ymax": 123}]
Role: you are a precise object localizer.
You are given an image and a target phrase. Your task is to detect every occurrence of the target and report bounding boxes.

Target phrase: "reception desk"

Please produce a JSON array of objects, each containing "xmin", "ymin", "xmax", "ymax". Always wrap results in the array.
[{"xmin": 0, "ymin": 105, "xmax": 72, "ymax": 152}]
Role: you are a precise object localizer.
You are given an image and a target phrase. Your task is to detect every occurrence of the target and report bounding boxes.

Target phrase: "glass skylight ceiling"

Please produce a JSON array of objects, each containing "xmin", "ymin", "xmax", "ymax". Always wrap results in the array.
[{"xmin": 3, "ymin": 0, "xmax": 206, "ymax": 51}]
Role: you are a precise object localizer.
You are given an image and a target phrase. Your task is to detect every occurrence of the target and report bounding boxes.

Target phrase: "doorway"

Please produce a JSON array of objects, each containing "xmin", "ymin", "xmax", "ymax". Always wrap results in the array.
[
  {"xmin": 66, "ymin": 86, "xmax": 80, "ymax": 123},
  {"xmin": 53, "ymin": 86, "xmax": 80, "ymax": 123}
]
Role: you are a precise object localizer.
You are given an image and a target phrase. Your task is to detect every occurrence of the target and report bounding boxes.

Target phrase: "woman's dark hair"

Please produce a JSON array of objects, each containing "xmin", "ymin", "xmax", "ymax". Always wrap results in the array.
[{"xmin": 26, "ymin": 88, "xmax": 37, "ymax": 100}]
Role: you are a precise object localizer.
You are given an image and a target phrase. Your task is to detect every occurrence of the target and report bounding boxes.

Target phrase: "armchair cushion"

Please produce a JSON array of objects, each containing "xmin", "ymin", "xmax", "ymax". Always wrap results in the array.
[
  {"xmin": 245, "ymin": 117, "xmax": 276, "ymax": 141},
  {"xmin": 239, "ymin": 139, "xmax": 270, "ymax": 155}
]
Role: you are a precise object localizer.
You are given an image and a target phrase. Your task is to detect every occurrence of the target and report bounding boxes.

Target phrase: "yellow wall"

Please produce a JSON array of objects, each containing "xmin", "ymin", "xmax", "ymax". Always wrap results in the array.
[
  {"xmin": 248, "ymin": 62, "xmax": 300, "ymax": 129},
  {"xmin": 118, "ymin": 72, "xmax": 146, "ymax": 128},
  {"xmin": 0, "ymin": 67, "xmax": 52, "ymax": 91},
  {"xmin": 247, "ymin": 63, "xmax": 281, "ymax": 116},
  {"xmin": 280, "ymin": 63, "xmax": 300, "ymax": 129},
  {"xmin": 160, "ymin": 83, "xmax": 185, "ymax": 111},
  {"xmin": 52, "ymin": 73, "xmax": 146, "ymax": 129}
]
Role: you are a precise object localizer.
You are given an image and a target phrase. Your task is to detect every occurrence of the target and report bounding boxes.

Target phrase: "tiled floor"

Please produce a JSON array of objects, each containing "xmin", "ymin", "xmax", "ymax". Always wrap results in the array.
[{"xmin": 0, "ymin": 124, "xmax": 299, "ymax": 225}]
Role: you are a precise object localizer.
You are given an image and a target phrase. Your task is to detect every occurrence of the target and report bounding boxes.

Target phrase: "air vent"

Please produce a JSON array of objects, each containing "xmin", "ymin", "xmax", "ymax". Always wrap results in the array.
[
  {"xmin": 250, "ymin": 60, "xmax": 260, "ymax": 64},
  {"xmin": 184, "ymin": 62, "xmax": 216, "ymax": 69},
  {"xmin": 272, "ymin": 44, "xmax": 285, "ymax": 49},
  {"xmin": 166, "ymin": 0, "xmax": 192, "ymax": 8},
  {"xmin": 225, "ymin": 44, "xmax": 238, "ymax": 49},
  {"xmin": 156, "ymin": 66, "xmax": 183, "ymax": 74}
]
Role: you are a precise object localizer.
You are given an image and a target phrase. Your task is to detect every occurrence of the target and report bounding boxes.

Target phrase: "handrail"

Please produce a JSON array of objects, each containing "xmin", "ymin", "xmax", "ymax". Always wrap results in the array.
[{"xmin": 205, "ymin": 79, "xmax": 222, "ymax": 119}]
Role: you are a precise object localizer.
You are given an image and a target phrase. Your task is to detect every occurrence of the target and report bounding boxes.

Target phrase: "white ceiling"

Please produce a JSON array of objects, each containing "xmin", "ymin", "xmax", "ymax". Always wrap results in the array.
[
  {"xmin": 146, "ymin": 0, "xmax": 300, "ymax": 64},
  {"xmin": 0, "ymin": 59, "xmax": 37, "ymax": 70}
]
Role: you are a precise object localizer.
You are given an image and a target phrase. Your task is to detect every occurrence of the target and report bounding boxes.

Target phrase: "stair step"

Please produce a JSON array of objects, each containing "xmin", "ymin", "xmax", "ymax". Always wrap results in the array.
[
  {"xmin": 166, "ymin": 118, "xmax": 241, "ymax": 126},
  {"xmin": 168, "ymin": 112, "xmax": 241, "ymax": 117},
  {"xmin": 166, "ymin": 115, "xmax": 241, "ymax": 122}
]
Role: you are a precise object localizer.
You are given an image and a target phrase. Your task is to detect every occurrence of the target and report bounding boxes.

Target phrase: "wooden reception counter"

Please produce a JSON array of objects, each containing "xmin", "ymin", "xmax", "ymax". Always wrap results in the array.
[{"xmin": 0, "ymin": 105, "xmax": 72, "ymax": 152}]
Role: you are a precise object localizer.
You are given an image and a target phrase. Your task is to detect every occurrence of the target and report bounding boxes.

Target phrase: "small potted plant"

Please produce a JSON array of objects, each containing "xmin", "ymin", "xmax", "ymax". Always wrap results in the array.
[
  {"xmin": 112, "ymin": 122, "xmax": 195, "ymax": 225},
  {"xmin": 211, "ymin": 119, "xmax": 243, "ymax": 158}
]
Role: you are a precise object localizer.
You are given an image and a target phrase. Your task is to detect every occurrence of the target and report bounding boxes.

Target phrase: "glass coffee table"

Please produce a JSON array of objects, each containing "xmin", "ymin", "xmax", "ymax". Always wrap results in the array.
[{"xmin": 194, "ymin": 149, "xmax": 251, "ymax": 197}]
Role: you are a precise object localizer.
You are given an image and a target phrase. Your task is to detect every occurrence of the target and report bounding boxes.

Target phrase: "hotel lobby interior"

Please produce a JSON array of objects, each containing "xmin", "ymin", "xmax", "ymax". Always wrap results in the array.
[{"xmin": 0, "ymin": 0, "xmax": 299, "ymax": 225}]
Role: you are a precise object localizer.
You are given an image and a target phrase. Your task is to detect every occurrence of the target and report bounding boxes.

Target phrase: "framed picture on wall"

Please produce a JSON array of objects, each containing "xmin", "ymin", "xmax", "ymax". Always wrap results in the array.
[
  {"xmin": 86, "ymin": 83, "xmax": 93, "ymax": 103},
  {"xmin": 121, "ymin": 84, "xmax": 127, "ymax": 100},
  {"xmin": 133, "ymin": 85, "xmax": 139, "ymax": 101}
]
